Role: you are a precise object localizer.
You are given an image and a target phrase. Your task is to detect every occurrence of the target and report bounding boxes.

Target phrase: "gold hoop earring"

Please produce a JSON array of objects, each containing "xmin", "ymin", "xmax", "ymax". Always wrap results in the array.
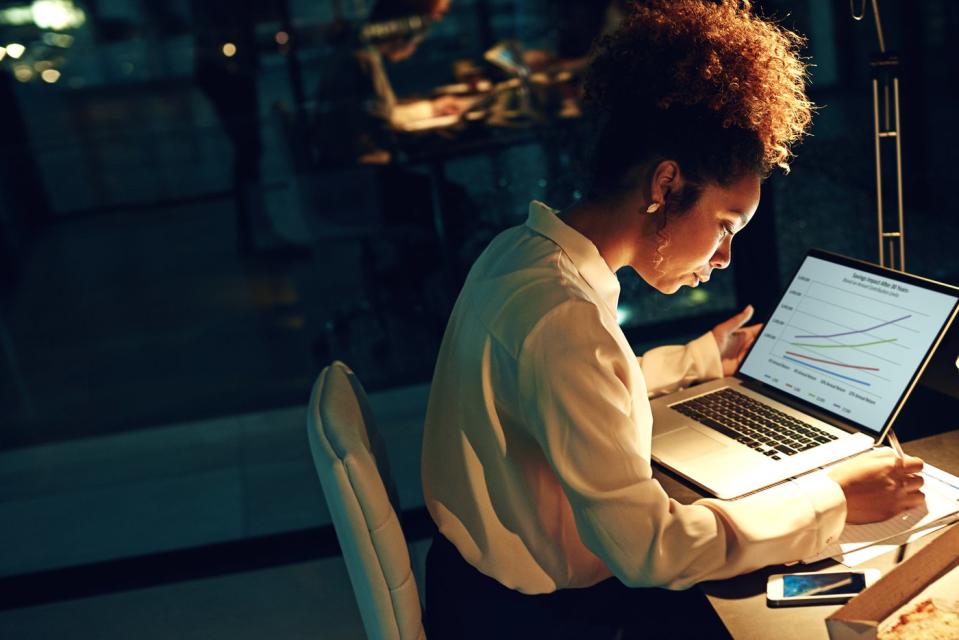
[{"xmin": 645, "ymin": 202, "xmax": 661, "ymax": 214}]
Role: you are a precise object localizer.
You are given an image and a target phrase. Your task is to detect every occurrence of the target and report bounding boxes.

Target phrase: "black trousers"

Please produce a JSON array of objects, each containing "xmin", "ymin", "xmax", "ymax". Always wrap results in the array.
[{"xmin": 425, "ymin": 533, "xmax": 731, "ymax": 640}]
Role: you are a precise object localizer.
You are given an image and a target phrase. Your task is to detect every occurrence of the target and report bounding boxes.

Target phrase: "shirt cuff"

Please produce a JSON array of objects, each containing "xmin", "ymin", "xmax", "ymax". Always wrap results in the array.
[
  {"xmin": 688, "ymin": 331, "xmax": 724, "ymax": 382},
  {"xmin": 792, "ymin": 472, "xmax": 847, "ymax": 547}
]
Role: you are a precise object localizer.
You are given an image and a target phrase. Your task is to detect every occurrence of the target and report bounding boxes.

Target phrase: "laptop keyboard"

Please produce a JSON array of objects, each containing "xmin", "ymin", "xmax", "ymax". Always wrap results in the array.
[{"xmin": 671, "ymin": 388, "xmax": 838, "ymax": 461}]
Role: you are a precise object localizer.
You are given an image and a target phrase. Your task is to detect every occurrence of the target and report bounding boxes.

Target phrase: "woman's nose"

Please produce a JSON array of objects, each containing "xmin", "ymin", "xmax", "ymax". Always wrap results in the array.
[{"xmin": 711, "ymin": 238, "xmax": 733, "ymax": 270}]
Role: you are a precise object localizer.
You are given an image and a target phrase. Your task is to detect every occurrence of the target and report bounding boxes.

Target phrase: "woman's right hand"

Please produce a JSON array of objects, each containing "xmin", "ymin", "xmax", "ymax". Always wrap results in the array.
[{"xmin": 827, "ymin": 448, "xmax": 925, "ymax": 524}]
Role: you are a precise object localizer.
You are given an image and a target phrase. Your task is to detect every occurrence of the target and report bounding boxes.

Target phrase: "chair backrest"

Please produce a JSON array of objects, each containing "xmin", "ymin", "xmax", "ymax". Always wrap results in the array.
[{"xmin": 307, "ymin": 361, "xmax": 425, "ymax": 640}]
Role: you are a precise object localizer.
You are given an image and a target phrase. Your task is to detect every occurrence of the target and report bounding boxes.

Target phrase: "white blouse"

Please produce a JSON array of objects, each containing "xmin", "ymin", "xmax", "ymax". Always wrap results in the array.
[{"xmin": 421, "ymin": 201, "xmax": 846, "ymax": 595}]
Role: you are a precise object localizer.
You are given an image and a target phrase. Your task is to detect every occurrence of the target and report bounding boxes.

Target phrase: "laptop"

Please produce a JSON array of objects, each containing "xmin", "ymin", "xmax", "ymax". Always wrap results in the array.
[{"xmin": 650, "ymin": 249, "xmax": 959, "ymax": 499}]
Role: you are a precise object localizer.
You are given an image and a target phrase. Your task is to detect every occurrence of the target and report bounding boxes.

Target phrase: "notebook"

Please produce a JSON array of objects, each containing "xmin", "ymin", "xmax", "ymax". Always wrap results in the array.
[
  {"xmin": 650, "ymin": 249, "xmax": 959, "ymax": 499},
  {"xmin": 801, "ymin": 463, "xmax": 959, "ymax": 564}
]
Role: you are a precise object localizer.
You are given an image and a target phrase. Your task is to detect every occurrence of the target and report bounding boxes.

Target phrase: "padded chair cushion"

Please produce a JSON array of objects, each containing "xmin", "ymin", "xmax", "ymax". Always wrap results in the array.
[{"xmin": 308, "ymin": 362, "xmax": 425, "ymax": 640}]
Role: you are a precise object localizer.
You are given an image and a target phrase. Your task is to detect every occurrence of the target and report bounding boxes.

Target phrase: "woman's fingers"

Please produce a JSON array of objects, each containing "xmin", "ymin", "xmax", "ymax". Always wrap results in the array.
[
  {"xmin": 713, "ymin": 305, "xmax": 755, "ymax": 343},
  {"xmin": 901, "ymin": 454, "xmax": 924, "ymax": 474},
  {"xmin": 899, "ymin": 474, "xmax": 925, "ymax": 492},
  {"xmin": 902, "ymin": 490, "xmax": 926, "ymax": 509},
  {"xmin": 742, "ymin": 322, "xmax": 763, "ymax": 336},
  {"xmin": 723, "ymin": 305, "xmax": 754, "ymax": 334},
  {"xmin": 734, "ymin": 323, "xmax": 763, "ymax": 358},
  {"xmin": 873, "ymin": 448, "xmax": 924, "ymax": 474},
  {"xmin": 831, "ymin": 450, "xmax": 930, "ymax": 523}
]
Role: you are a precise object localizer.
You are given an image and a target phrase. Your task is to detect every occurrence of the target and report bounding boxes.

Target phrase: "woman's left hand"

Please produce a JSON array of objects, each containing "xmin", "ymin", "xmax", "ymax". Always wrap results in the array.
[{"xmin": 711, "ymin": 305, "xmax": 764, "ymax": 376}]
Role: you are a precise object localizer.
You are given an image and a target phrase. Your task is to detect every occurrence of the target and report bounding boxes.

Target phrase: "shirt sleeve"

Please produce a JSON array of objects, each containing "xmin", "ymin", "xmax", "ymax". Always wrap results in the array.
[
  {"xmin": 637, "ymin": 331, "xmax": 724, "ymax": 398},
  {"xmin": 517, "ymin": 300, "xmax": 846, "ymax": 589}
]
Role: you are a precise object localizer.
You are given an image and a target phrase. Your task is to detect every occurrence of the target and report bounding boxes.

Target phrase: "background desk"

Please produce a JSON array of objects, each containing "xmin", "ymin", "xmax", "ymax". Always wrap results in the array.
[{"xmin": 652, "ymin": 428, "xmax": 959, "ymax": 640}]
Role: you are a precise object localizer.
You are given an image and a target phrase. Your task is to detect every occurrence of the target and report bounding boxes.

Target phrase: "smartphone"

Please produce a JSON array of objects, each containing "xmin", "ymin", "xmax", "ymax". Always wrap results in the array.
[{"xmin": 766, "ymin": 569, "xmax": 880, "ymax": 607}]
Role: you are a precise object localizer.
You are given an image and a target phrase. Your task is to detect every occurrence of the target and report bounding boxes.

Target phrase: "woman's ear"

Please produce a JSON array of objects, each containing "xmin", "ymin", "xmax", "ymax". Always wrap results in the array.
[{"xmin": 649, "ymin": 160, "xmax": 682, "ymax": 205}]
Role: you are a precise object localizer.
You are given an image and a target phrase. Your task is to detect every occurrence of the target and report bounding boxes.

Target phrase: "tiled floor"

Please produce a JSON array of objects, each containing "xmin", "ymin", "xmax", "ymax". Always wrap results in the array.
[
  {"xmin": 0, "ymin": 382, "xmax": 430, "ymax": 577},
  {"xmin": 0, "ymin": 554, "xmax": 374, "ymax": 639},
  {"xmin": 0, "ymin": 381, "xmax": 433, "ymax": 638}
]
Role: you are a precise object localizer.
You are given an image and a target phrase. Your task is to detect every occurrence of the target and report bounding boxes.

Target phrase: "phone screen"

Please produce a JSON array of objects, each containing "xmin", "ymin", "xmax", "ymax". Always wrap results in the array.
[{"xmin": 783, "ymin": 572, "xmax": 867, "ymax": 598}]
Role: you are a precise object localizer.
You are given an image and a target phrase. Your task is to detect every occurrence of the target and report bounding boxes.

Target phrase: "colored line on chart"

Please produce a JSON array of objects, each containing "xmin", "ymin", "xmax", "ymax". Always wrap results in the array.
[
  {"xmin": 782, "ymin": 355, "xmax": 872, "ymax": 386},
  {"xmin": 784, "ymin": 351, "xmax": 879, "ymax": 371},
  {"xmin": 789, "ymin": 338, "xmax": 897, "ymax": 349},
  {"xmin": 793, "ymin": 314, "xmax": 911, "ymax": 339}
]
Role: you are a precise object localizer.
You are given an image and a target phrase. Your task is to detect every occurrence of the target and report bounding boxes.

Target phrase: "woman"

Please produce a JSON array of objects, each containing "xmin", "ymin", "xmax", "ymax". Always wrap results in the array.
[{"xmin": 421, "ymin": 1, "xmax": 925, "ymax": 638}]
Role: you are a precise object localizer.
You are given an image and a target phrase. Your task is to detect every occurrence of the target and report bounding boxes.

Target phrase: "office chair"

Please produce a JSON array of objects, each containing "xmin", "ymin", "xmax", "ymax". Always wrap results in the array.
[{"xmin": 307, "ymin": 361, "xmax": 426, "ymax": 640}]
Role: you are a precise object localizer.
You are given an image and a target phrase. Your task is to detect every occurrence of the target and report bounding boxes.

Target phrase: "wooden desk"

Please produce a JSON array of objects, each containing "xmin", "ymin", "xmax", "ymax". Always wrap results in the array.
[{"xmin": 652, "ymin": 429, "xmax": 959, "ymax": 640}]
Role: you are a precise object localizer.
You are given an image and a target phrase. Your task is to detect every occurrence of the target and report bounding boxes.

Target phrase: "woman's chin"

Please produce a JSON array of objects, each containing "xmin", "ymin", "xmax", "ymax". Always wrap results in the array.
[
  {"xmin": 655, "ymin": 279, "xmax": 685, "ymax": 295},
  {"xmin": 655, "ymin": 273, "xmax": 699, "ymax": 294}
]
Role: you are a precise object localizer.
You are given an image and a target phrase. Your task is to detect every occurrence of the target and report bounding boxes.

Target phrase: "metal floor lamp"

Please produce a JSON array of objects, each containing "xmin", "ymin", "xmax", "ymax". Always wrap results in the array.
[{"xmin": 852, "ymin": 0, "xmax": 906, "ymax": 272}]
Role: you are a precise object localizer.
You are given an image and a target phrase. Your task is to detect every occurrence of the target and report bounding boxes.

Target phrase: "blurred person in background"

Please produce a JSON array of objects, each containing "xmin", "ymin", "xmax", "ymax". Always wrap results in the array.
[
  {"xmin": 310, "ymin": 0, "xmax": 482, "ymax": 361},
  {"xmin": 313, "ymin": 0, "xmax": 464, "ymax": 166}
]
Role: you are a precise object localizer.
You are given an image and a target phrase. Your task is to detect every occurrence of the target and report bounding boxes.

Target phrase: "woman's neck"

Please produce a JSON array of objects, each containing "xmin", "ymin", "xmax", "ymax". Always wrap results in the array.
[{"xmin": 559, "ymin": 197, "xmax": 649, "ymax": 273}]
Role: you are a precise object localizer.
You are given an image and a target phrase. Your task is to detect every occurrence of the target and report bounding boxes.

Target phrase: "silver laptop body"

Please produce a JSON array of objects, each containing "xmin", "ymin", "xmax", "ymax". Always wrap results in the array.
[{"xmin": 650, "ymin": 250, "xmax": 959, "ymax": 499}]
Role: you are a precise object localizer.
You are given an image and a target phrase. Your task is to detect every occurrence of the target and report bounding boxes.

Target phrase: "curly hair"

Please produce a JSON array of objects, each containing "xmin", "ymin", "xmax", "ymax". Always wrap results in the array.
[{"xmin": 583, "ymin": 0, "xmax": 812, "ymax": 200}]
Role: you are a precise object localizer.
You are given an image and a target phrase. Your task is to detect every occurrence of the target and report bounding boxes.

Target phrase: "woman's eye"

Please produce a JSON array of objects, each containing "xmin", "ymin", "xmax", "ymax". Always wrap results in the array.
[{"xmin": 720, "ymin": 224, "xmax": 733, "ymax": 239}]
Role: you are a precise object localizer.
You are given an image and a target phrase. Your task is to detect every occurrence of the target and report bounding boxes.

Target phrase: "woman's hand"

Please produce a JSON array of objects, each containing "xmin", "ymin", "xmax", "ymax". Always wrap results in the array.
[
  {"xmin": 827, "ymin": 448, "xmax": 925, "ymax": 523},
  {"xmin": 431, "ymin": 95, "xmax": 470, "ymax": 116},
  {"xmin": 711, "ymin": 305, "xmax": 763, "ymax": 376}
]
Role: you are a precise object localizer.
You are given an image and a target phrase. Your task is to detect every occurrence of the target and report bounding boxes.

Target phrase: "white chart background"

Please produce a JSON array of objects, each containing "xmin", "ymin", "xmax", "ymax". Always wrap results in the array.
[{"xmin": 740, "ymin": 256, "xmax": 958, "ymax": 432}]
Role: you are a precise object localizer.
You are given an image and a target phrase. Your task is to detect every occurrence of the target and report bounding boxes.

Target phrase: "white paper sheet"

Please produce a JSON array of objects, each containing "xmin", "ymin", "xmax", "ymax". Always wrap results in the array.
[
  {"xmin": 801, "ymin": 463, "xmax": 959, "ymax": 564},
  {"xmin": 838, "ymin": 521, "xmax": 953, "ymax": 566}
]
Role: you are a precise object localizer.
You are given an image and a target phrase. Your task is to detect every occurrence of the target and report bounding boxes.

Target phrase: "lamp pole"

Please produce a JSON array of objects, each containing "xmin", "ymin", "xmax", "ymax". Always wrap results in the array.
[{"xmin": 852, "ymin": 0, "xmax": 906, "ymax": 272}]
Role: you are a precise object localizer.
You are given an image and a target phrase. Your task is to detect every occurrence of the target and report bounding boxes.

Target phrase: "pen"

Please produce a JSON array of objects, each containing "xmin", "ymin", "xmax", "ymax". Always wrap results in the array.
[{"xmin": 886, "ymin": 429, "xmax": 905, "ymax": 460}]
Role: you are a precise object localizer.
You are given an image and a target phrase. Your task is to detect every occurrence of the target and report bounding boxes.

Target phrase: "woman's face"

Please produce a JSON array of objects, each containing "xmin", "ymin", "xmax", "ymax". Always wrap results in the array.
[{"xmin": 643, "ymin": 173, "xmax": 761, "ymax": 294}]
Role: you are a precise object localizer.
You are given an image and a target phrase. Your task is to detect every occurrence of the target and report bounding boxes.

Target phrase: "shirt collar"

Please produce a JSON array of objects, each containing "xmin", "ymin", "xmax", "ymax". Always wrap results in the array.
[{"xmin": 525, "ymin": 201, "xmax": 621, "ymax": 314}]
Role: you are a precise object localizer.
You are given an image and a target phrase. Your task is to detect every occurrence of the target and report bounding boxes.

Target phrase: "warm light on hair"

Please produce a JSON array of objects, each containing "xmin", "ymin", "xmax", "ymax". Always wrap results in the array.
[{"xmin": 584, "ymin": 0, "xmax": 813, "ymax": 190}]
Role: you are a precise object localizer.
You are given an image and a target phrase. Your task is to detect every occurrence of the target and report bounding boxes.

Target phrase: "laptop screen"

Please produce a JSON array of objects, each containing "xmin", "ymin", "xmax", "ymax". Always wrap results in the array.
[{"xmin": 738, "ymin": 253, "xmax": 959, "ymax": 434}]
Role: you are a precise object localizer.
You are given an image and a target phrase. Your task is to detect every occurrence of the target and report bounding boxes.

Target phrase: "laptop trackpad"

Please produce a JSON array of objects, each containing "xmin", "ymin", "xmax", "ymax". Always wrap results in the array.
[{"xmin": 654, "ymin": 427, "xmax": 726, "ymax": 461}]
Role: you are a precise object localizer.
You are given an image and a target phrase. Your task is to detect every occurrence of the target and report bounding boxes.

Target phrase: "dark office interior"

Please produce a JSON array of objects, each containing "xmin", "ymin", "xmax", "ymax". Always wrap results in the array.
[{"xmin": 1, "ymin": 0, "xmax": 958, "ymax": 637}]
